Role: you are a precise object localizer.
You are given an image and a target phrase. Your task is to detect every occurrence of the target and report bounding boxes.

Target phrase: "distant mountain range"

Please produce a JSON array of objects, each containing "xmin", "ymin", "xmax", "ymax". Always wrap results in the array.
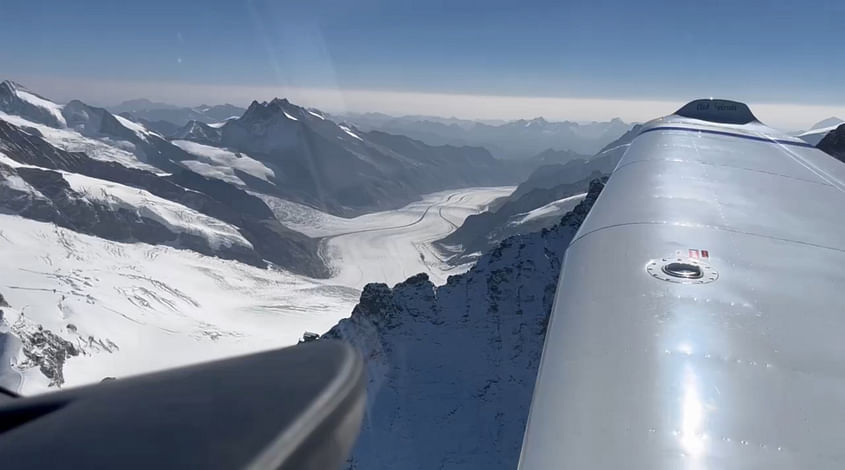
[
  {"xmin": 336, "ymin": 112, "xmax": 633, "ymax": 158},
  {"xmin": 438, "ymin": 124, "xmax": 641, "ymax": 260},
  {"xmin": 107, "ymin": 100, "xmax": 247, "ymax": 140},
  {"xmin": 109, "ymin": 99, "xmax": 246, "ymax": 126},
  {"xmin": 109, "ymin": 101, "xmax": 631, "ymax": 160}
]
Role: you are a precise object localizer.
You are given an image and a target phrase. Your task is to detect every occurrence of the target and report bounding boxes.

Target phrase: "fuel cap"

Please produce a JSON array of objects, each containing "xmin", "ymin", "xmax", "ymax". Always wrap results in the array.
[
  {"xmin": 662, "ymin": 262, "xmax": 703, "ymax": 279},
  {"xmin": 647, "ymin": 257, "xmax": 718, "ymax": 284}
]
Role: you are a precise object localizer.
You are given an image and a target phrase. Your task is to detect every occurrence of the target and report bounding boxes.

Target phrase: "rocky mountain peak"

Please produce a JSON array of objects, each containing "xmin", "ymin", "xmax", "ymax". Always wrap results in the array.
[
  {"xmin": 0, "ymin": 79, "xmax": 66, "ymax": 128},
  {"xmin": 269, "ymin": 97, "xmax": 292, "ymax": 107},
  {"xmin": 0, "ymin": 80, "xmax": 18, "ymax": 93},
  {"xmin": 0, "ymin": 80, "xmax": 36, "ymax": 96},
  {"xmin": 172, "ymin": 120, "xmax": 222, "ymax": 145},
  {"xmin": 521, "ymin": 116, "xmax": 548, "ymax": 127},
  {"xmin": 240, "ymin": 98, "xmax": 301, "ymax": 123}
]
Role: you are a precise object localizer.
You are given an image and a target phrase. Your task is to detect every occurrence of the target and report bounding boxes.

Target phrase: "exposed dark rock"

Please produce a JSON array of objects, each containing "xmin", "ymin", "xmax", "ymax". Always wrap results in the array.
[
  {"xmin": 11, "ymin": 316, "xmax": 79, "ymax": 387},
  {"xmin": 172, "ymin": 120, "xmax": 223, "ymax": 145},
  {"xmin": 817, "ymin": 123, "xmax": 845, "ymax": 164},
  {"xmin": 298, "ymin": 332, "xmax": 321, "ymax": 344}
]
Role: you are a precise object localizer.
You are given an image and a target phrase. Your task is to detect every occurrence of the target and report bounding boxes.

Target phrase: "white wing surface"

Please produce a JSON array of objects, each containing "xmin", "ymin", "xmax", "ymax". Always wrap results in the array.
[{"xmin": 519, "ymin": 99, "xmax": 845, "ymax": 469}]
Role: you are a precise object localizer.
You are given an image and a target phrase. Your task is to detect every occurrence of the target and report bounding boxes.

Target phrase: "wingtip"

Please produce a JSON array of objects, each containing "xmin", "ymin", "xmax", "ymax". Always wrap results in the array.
[{"xmin": 675, "ymin": 98, "xmax": 758, "ymax": 125}]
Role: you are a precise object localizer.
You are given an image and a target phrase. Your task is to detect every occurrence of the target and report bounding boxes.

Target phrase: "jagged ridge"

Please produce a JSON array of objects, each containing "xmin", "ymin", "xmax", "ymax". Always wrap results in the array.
[{"xmin": 325, "ymin": 178, "xmax": 605, "ymax": 470}]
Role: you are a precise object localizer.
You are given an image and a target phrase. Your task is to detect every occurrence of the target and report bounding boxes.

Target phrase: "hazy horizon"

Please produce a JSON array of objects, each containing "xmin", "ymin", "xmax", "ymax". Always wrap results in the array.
[{"xmin": 8, "ymin": 74, "xmax": 843, "ymax": 132}]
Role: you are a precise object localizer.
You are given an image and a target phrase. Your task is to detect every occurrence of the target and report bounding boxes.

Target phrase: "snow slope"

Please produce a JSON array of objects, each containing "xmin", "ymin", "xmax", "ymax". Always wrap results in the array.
[
  {"xmin": 13, "ymin": 88, "xmax": 66, "ymax": 128},
  {"xmin": 0, "ymin": 111, "xmax": 158, "ymax": 171},
  {"xmin": 0, "ymin": 214, "xmax": 361, "ymax": 395},
  {"xmin": 114, "ymin": 114, "xmax": 154, "ymax": 138},
  {"xmin": 0, "ymin": 81, "xmax": 67, "ymax": 129},
  {"xmin": 171, "ymin": 139, "xmax": 275, "ymax": 183},
  {"xmin": 62, "ymin": 172, "xmax": 252, "ymax": 250},
  {"xmin": 511, "ymin": 192, "xmax": 586, "ymax": 225}
]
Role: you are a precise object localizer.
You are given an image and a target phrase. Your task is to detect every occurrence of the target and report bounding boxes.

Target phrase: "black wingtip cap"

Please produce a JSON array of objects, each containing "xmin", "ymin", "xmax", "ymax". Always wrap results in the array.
[{"xmin": 676, "ymin": 99, "xmax": 758, "ymax": 125}]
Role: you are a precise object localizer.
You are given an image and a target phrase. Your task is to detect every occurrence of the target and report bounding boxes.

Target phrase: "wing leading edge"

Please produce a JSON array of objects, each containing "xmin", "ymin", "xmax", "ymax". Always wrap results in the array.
[
  {"xmin": 0, "ymin": 341, "xmax": 365, "ymax": 470},
  {"xmin": 519, "ymin": 99, "xmax": 845, "ymax": 469}
]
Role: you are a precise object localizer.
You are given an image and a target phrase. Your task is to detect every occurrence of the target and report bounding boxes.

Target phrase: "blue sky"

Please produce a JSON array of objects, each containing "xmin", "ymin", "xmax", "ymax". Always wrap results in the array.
[{"xmin": 2, "ymin": 0, "xmax": 844, "ymax": 127}]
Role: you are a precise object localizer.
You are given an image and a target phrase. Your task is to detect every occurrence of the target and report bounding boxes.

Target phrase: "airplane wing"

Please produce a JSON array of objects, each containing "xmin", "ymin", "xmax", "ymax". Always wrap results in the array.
[
  {"xmin": 0, "ymin": 340, "xmax": 364, "ymax": 470},
  {"xmin": 518, "ymin": 99, "xmax": 845, "ymax": 468}
]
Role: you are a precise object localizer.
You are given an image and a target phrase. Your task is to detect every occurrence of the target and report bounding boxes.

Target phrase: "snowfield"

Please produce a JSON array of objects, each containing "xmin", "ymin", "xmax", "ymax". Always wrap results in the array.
[
  {"xmin": 0, "ymin": 112, "xmax": 159, "ymax": 172},
  {"xmin": 0, "ymin": 214, "xmax": 361, "ymax": 395},
  {"xmin": 113, "ymin": 114, "xmax": 155, "ymax": 139},
  {"xmin": 172, "ymin": 140, "xmax": 276, "ymax": 183},
  {"xmin": 0, "ymin": 185, "xmax": 512, "ymax": 395},
  {"xmin": 63, "ymin": 172, "xmax": 253, "ymax": 250},
  {"xmin": 13, "ymin": 88, "xmax": 67, "ymax": 128},
  {"xmin": 338, "ymin": 124, "xmax": 364, "ymax": 141}
]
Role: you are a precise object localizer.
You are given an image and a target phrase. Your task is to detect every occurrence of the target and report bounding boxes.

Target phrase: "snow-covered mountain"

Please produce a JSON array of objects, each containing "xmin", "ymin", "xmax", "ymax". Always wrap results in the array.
[
  {"xmin": 0, "ymin": 80, "xmax": 526, "ymax": 273},
  {"xmin": 173, "ymin": 98, "xmax": 520, "ymax": 216},
  {"xmin": 0, "ymin": 115, "xmax": 326, "ymax": 277},
  {"xmin": 0, "ymin": 79, "xmax": 518, "ymax": 395},
  {"xmin": 4, "ymin": 81, "xmax": 520, "ymax": 218},
  {"xmin": 340, "ymin": 112, "xmax": 633, "ymax": 158},
  {"xmin": 0, "ymin": 81, "xmax": 67, "ymax": 128},
  {"xmin": 324, "ymin": 178, "xmax": 605, "ymax": 470}
]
